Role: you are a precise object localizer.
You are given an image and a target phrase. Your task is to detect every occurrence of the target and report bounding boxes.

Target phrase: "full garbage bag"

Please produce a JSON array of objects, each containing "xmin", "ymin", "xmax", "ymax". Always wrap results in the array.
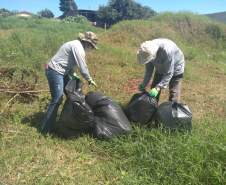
[
  {"xmin": 86, "ymin": 92, "xmax": 132, "ymax": 139},
  {"xmin": 156, "ymin": 101, "xmax": 192, "ymax": 131},
  {"xmin": 56, "ymin": 79, "xmax": 94, "ymax": 138},
  {"xmin": 125, "ymin": 92, "xmax": 158, "ymax": 124}
]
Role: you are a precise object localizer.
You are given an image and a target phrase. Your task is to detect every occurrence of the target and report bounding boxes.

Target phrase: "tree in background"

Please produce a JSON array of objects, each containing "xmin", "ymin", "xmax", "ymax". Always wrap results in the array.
[
  {"xmin": 37, "ymin": 9, "xmax": 54, "ymax": 18},
  {"xmin": 59, "ymin": 0, "xmax": 78, "ymax": 18},
  {"xmin": 97, "ymin": 0, "xmax": 156, "ymax": 27},
  {"xmin": 0, "ymin": 8, "xmax": 14, "ymax": 17},
  {"xmin": 97, "ymin": 6, "xmax": 118, "ymax": 27}
]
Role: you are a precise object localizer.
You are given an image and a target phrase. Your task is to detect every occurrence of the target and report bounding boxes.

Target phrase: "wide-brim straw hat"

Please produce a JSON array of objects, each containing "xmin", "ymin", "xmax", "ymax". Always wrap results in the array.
[{"xmin": 78, "ymin": 31, "xmax": 98, "ymax": 49}]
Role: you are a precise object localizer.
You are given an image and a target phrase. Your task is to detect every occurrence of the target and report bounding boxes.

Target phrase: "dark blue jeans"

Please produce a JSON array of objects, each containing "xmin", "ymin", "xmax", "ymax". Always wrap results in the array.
[{"xmin": 41, "ymin": 67, "xmax": 69, "ymax": 133}]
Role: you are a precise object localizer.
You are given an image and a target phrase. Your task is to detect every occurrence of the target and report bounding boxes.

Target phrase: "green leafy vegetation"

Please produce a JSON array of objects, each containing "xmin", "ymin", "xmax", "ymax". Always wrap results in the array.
[
  {"xmin": 37, "ymin": 9, "xmax": 54, "ymax": 18},
  {"xmin": 62, "ymin": 15, "xmax": 90, "ymax": 24},
  {"xmin": 0, "ymin": 8, "xmax": 15, "ymax": 17},
  {"xmin": 59, "ymin": 0, "xmax": 78, "ymax": 18},
  {"xmin": 0, "ymin": 12, "xmax": 226, "ymax": 185},
  {"xmin": 97, "ymin": 0, "xmax": 156, "ymax": 27}
]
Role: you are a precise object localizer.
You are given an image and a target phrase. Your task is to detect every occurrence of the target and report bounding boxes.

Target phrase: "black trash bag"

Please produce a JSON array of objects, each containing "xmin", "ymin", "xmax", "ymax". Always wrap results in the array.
[
  {"xmin": 125, "ymin": 92, "xmax": 158, "ymax": 124},
  {"xmin": 86, "ymin": 92, "xmax": 132, "ymax": 139},
  {"xmin": 64, "ymin": 78, "xmax": 83, "ymax": 100},
  {"xmin": 85, "ymin": 91, "xmax": 105, "ymax": 109},
  {"xmin": 156, "ymin": 101, "xmax": 192, "ymax": 131},
  {"xmin": 56, "ymin": 79, "xmax": 94, "ymax": 138}
]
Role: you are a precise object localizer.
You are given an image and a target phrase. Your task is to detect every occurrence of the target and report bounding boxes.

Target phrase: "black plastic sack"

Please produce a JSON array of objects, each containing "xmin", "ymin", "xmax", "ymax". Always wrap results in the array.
[
  {"xmin": 64, "ymin": 78, "xmax": 83, "ymax": 100},
  {"xmin": 57, "ymin": 79, "xmax": 94, "ymax": 137},
  {"xmin": 85, "ymin": 91, "xmax": 105, "ymax": 109},
  {"xmin": 86, "ymin": 92, "xmax": 132, "ymax": 139},
  {"xmin": 156, "ymin": 101, "xmax": 192, "ymax": 131},
  {"xmin": 125, "ymin": 92, "xmax": 158, "ymax": 124}
]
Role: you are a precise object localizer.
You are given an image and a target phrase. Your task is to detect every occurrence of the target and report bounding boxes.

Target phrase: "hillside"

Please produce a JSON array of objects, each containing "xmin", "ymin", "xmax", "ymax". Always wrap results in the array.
[
  {"xmin": 206, "ymin": 11, "xmax": 226, "ymax": 24},
  {"xmin": 0, "ymin": 13, "xmax": 226, "ymax": 185}
]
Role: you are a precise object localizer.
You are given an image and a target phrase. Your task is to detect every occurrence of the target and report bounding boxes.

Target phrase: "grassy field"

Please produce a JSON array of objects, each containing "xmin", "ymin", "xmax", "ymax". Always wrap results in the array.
[{"xmin": 0, "ymin": 13, "xmax": 226, "ymax": 185}]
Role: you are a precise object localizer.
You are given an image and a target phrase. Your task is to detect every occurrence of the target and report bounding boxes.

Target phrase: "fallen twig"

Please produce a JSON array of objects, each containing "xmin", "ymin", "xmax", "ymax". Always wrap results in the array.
[
  {"xmin": 0, "ymin": 93, "xmax": 19, "ymax": 114},
  {"xmin": 0, "ymin": 89, "xmax": 49, "ymax": 94},
  {"xmin": 0, "ymin": 129, "xmax": 18, "ymax": 134}
]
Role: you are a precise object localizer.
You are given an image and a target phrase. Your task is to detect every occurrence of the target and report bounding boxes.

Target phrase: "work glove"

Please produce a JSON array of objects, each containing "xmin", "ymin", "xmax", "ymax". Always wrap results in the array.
[
  {"xmin": 69, "ymin": 73, "xmax": 80, "ymax": 80},
  {"xmin": 88, "ymin": 79, "xmax": 97, "ymax": 87},
  {"xmin": 149, "ymin": 88, "xmax": 159, "ymax": 97},
  {"xmin": 138, "ymin": 83, "xmax": 145, "ymax": 92}
]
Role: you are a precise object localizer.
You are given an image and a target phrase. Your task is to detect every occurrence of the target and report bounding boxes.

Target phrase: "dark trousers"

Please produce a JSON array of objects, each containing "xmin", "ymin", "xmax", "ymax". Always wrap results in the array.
[{"xmin": 151, "ymin": 73, "xmax": 183, "ymax": 102}]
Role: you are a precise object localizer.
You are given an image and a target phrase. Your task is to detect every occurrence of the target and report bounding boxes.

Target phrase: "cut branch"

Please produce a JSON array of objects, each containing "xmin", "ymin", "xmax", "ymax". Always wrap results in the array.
[
  {"xmin": 0, "ymin": 93, "xmax": 19, "ymax": 114},
  {"xmin": 0, "ymin": 89, "xmax": 49, "ymax": 94}
]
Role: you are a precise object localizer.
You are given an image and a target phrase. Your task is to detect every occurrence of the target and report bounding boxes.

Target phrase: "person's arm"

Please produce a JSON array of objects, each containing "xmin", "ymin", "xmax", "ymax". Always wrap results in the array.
[
  {"xmin": 156, "ymin": 59, "xmax": 174, "ymax": 89},
  {"xmin": 72, "ymin": 47, "xmax": 92, "ymax": 81},
  {"xmin": 142, "ymin": 62, "xmax": 154, "ymax": 87}
]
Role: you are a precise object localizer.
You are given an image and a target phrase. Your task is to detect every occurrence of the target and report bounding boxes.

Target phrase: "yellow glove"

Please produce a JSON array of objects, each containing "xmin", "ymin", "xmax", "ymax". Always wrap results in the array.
[{"xmin": 88, "ymin": 79, "xmax": 97, "ymax": 87}]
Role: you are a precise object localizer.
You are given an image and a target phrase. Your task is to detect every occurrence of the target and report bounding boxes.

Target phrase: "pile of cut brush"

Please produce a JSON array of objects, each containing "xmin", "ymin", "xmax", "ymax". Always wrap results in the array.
[{"xmin": 0, "ymin": 67, "xmax": 46, "ymax": 113}]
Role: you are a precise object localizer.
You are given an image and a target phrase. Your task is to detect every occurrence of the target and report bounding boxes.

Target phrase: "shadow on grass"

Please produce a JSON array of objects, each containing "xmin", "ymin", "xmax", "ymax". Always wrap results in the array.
[
  {"xmin": 20, "ymin": 111, "xmax": 191, "ymax": 141},
  {"xmin": 21, "ymin": 111, "xmax": 45, "ymax": 134},
  {"xmin": 21, "ymin": 112, "xmax": 93, "ymax": 139}
]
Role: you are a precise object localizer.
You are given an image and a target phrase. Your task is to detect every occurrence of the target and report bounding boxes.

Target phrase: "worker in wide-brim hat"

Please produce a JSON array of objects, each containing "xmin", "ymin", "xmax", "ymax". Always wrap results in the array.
[
  {"xmin": 41, "ymin": 31, "xmax": 98, "ymax": 134},
  {"xmin": 137, "ymin": 38, "xmax": 185, "ymax": 102},
  {"xmin": 78, "ymin": 31, "xmax": 98, "ymax": 49}
]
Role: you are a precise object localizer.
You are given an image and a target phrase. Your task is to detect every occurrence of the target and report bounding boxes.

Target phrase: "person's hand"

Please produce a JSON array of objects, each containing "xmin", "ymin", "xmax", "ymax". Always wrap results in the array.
[
  {"xmin": 149, "ymin": 88, "xmax": 159, "ymax": 97},
  {"xmin": 88, "ymin": 79, "xmax": 97, "ymax": 87},
  {"xmin": 70, "ymin": 73, "xmax": 80, "ymax": 80},
  {"xmin": 138, "ymin": 83, "xmax": 145, "ymax": 92}
]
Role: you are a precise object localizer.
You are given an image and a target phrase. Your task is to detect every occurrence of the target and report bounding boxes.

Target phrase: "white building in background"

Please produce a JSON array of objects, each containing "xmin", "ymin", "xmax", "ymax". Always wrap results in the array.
[{"xmin": 16, "ymin": 11, "xmax": 33, "ymax": 18}]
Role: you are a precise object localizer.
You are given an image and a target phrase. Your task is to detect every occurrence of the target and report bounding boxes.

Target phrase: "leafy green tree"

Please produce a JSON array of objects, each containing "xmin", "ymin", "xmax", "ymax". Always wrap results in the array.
[
  {"xmin": 97, "ymin": 0, "xmax": 156, "ymax": 27},
  {"xmin": 97, "ymin": 6, "xmax": 119, "ymax": 27},
  {"xmin": 59, "ymin": 0, "xmax": 78, "ymax": 18},
  {"xmin": 0, "ymin": 8, "xmax": 13, "ymax": 17},
  {"xmin": 37, "ymin": 9, "xmax": 54, "ymax": 18}
]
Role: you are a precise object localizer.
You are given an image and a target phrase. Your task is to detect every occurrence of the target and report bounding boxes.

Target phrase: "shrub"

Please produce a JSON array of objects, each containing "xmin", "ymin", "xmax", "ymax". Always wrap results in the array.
[
  {"xmin": 0, "ymin": 8, "xmax": 14, "ymax": 17},
  {"xmin": 62, "ymin": 15, "xmax": 89, "ymax": 24},
  {"xmin": 37, "ymin": 9, "xmax": 54, "ymax": 18},
  {"xmin": 205, "ymin": 24, "xmax": 225, "ymax": 40}
]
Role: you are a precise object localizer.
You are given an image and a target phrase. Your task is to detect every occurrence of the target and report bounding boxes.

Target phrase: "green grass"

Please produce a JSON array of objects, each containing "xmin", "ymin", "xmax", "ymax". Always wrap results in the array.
[
  {"xmin": 0, "ymin": 13, "xmax": 226, "ymax": 185},
  {"xmin": 1, "ymin": 115, "xmax": 226, "ymax": 185}
]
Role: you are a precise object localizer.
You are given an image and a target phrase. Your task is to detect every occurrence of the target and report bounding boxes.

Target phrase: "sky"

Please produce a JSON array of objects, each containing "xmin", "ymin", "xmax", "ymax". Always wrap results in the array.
[{"xmin": 0, "ymin": 0, "xmax": 226, "ymax": 17}]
